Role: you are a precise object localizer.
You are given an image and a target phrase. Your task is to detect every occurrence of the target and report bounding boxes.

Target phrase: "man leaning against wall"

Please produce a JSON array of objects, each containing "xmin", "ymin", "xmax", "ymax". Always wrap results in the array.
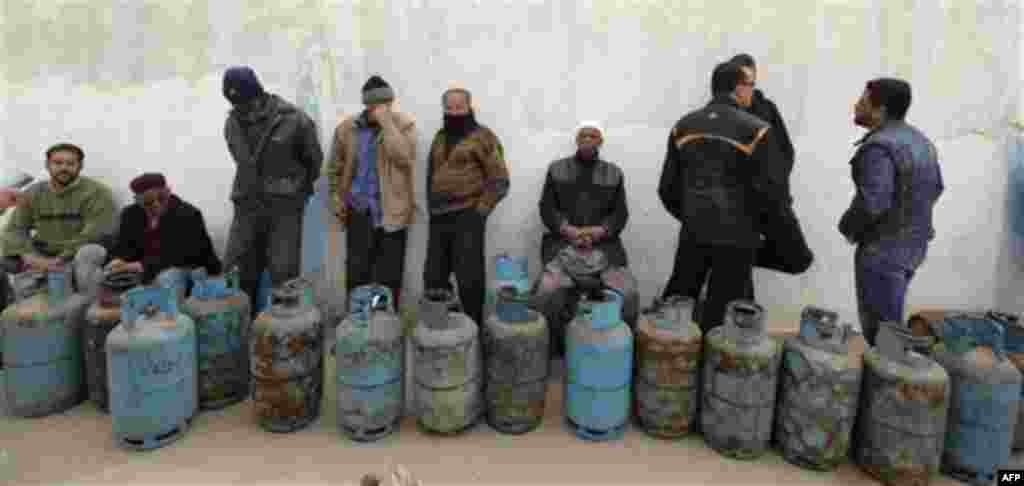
[
  {"xmin": 221, "ymin": 66, "xmax": 324, "ymax": 320},
  {"xmin": 839, "ymin": 78, "xmax": 943, "ymax": 346},
  {"xmin": 0, "ymin": 143, "xmax": 117, "ymax": 309},
  {"xmin": 327, "ymin": 75, "xmax": 417, "ymax": 311},
  {"xmin": 423, "ymin": 87, "xmax": 511, "ymax": 328}
]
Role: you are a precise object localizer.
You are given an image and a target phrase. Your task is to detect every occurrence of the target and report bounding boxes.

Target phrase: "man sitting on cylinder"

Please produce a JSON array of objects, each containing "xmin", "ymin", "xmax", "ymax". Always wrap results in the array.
[
  {"xmin": 1, "ymin": 143, "xmax": 117, "ymax": 306},
  {"xmin": 97, "ymin": 173, "xmax": 222, "ymax": 296},
  {"xmin": 529, "ymin": 121, "xmax": 637, "ymax": 357}
]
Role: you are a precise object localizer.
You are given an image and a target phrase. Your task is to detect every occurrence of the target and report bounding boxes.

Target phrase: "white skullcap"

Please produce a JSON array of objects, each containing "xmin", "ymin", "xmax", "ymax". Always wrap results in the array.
[{"xmin": 575, "ymin": 121, "xmax": 604, "ymax": 139}]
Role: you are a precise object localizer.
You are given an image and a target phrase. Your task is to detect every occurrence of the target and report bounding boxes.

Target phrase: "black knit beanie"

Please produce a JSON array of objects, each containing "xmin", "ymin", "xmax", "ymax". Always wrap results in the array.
[{"xmin": 362, "ymin": 75, "xmax": 394, "ymax": 104}]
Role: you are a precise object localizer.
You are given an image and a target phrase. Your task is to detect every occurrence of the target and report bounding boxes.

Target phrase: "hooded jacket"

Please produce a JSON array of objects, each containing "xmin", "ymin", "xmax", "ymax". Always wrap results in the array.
[{"xmin": 224, "ymin": 94, "xmax": 323, "ymax": 208}]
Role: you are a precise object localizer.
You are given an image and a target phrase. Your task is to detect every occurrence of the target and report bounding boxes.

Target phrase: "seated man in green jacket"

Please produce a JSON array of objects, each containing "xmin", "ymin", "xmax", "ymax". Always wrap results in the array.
[{"xmin": 1, "ymin": 143, "xmax": 117, "ymax": 306}]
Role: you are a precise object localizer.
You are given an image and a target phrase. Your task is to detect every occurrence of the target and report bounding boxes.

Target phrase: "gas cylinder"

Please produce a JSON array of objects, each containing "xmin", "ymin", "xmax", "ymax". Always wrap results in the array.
[
  {"xmin": 483, "ymin": 285, "xmax": 549, "ymax": 434},
  {"xmin": 183, "ymin": 268, "xmax": 252, "ymax": 411},
  {"xmin": 565, "ymin": 288, "xmax": 633, "ymax": 441},
  {"xmin": 487, "ymin": 253, "xmax": 530, "ymax": 312},
  {"xmin": 634, "ymin": 295, "xmax": 702, "ymax": 438},
  {"xmin": 929, "ymin": 313, "xmax": 1021, "ymax": 485},
  {"xmin": 1, "ymin": 267, "xmax": 90, "ymax": 417},
  {"xmin": 251, "ymin": 278, "xmax": 323, "ymax": 432},
  {"xmin": 992, "ymin": 311, "xmax": 1024, "ymax": 450},
  {"xmin": 107, "ymin": 285, "xmax": 197, "ymax": 450},
  {"xmin": 701, "ymin": 300, "xmax": 781, "ymax": 460},
  {"xmin": 83, "ymin": 271, "xmax": 142, "ymax": 412},
  {"xmin": 412, "ymin": 288, "xmax": 483, "ymax": 434},
  {"xmin": 855, "ymin": 322, "xmax": 949, "ymax": 486},
  {"xmin": 335, "ymin": 284, "xmax": 404, "ymax": 441},
  {"xmin": 776, "ymin": 306, "xmax": 865, "ymax": 471}
]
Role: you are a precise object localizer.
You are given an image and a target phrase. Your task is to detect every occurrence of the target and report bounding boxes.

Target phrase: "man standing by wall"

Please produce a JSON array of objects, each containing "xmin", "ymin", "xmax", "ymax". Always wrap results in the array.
[
  {"xmin": 729, "ymin": 54, "xmax": 814, "ymax": 298},
  {"xmin": 327, "ymin": 75, "xmax": 416, "ymax": 309},
  {"xmin": 424, "ymin": 87, "xmax": 510, "ymax": 327},
  {"xmin": 1, "ymin": 143, "xmax": 117, "ymax": 305},
  {"xmin": 221, "ymin": 66, "xmax": 323, "ymax": 319},
  {"xmin": 658, "ymin": 62, "xmax": 787, "ymax": 333},
  {"xmin": 840, "ymin": 78, "xmax": 943, "ymax": 345},
  {"xmin": 531, "ymin": 121, "xmax": 636, "ymax": 356}
]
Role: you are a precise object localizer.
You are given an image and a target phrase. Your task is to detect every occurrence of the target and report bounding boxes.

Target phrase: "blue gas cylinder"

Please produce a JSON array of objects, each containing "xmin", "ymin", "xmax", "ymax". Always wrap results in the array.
[
  {"xmin": 489, "ymin": 254, "xmax": 529, "ymax": 311},
  {"xmin": 565, "ymin": 288, "xmax": 633, "ymax": 441},
  {"xmin": 991, "ymin": 311, "xmax": 1024, "ymax": 450},
  {"xmin": 0, "ymin": 268, "xmax": 90, "ymax": 417},
  {"xmin": 155, "ymin": 267, "xmax": 192, "ymax": 307},
  {"xmin": 335, "ymin": 285, "xmax": 403, "ymax": 441},
  {"xmin": 107, "ymin": 286, "xmax": 198, "ymax": 450},
  {"xmin": 931, "ymin": 313, "xmax": 1021, "ymax": 485}
]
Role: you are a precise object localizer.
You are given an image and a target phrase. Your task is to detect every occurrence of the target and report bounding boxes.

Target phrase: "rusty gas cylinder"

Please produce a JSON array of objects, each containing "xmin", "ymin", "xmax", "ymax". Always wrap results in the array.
[
  {"xmin": 855, "ymin": 321, "xmax": 949, "ymax": 486},
  {"xmin": 634, "ymin": 295, "xmax": 702, "ymax": 438},
  {"xmin": 483, "ymin": 285, "xmax": 549, "ymax": 434},
  {"xmin": 183, "ymin": 268, "xmax": 252, "ymax": 411},
  {"xmin": 701, "ymin": 300, "xmax": 781, "ymax": 460},
  {"xmin": 83, "ymin": 270, "xmax": 142, "ymax": 413},
  {"xmin": 251, "ymin": 278, "xmax": 323, "ymax": 432},
  {"xmin": 776, "ymin": 306, "xmax": 864, "ymax": 471},
  {"xmin": 412, "ymin": 288, "xmax": 483, "ymax": 434}
]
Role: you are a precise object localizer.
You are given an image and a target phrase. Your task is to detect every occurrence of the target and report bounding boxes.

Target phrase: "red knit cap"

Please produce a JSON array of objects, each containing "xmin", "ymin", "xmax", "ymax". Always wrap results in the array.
[{"xmin": 130, "ymin": 173, "xmax": 167, "ymax": 194}]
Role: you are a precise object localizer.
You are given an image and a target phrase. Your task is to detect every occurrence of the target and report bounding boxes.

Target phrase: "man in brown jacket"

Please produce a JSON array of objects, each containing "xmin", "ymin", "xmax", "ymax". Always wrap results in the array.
[
  {"xmin": 424, "ymin": 87, "xmax": 510, "ymax": 327},
  {"xmin": 327, "ymin": 75, "xmax": 417, "ymax": 308}
]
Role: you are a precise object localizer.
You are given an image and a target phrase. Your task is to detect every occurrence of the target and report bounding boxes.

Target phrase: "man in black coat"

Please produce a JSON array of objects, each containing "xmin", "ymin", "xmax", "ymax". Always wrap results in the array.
[
  {"xmin": 658, "ymin": 61, "xmax": 788, "ymax": 333},
  {"xmin": 106, "ymin": 173, "xmax": 222, "ymax": 284},
  {"xmin": 729, "ymin": 54, "xmax": 814, "ymax": 299}
]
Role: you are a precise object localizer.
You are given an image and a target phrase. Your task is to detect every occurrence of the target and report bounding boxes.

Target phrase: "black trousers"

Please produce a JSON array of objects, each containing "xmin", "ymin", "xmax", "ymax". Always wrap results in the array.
[
  {"xmin": 224, "ymin": 201, "xmax": 304, "ymax": 320},
  {"xmin": 662, "ymin": 236, "xmax": 755, "ymax": 334},
  {"xmin": 345, "ymin": 209, "xmax": 408, "ymax": 308},
  {"xmin": 745, "ymin": 204, "xmax": 814, "ymax": 298},
  {"xmin": 423, "ymin": 208, "xmax": 487, "ymax": 327}
]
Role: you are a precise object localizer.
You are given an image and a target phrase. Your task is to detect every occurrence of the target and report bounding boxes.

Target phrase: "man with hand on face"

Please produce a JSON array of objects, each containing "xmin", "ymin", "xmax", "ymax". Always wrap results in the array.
[
  {"xmin": 101, "ymin": 173, "xmax": 222, "ymax": 285},
  {"xmin": 530, "ymin": 121, "xmax": 636, "ymax": 357},
  {"xmin": 221, "ymin": 66, "xmax": 323, "ymax": 320},
  {"xmin": 423, "ymin": 86, "xmax": 510, "ymax": 328},
  {"xmin": 327, "ymin": 75, "xmax": 416, "ymax": 309},
  {"xmin": 839, "ymin": 78, "xmax": 943, "ymax": 345}
]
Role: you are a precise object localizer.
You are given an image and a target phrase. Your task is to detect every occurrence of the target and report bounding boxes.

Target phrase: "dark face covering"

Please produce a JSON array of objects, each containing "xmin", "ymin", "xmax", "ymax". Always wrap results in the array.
[
  {"xmin": 235, "ymin": 94, "xmax": 271, "ymax": 123},
  {"xmin": 443, "ymin": 111, "xmax": 477, "ymax": 137},
  {"xmin": 576, "ymin": 145, "xmax": 599, "ymax": 161}
]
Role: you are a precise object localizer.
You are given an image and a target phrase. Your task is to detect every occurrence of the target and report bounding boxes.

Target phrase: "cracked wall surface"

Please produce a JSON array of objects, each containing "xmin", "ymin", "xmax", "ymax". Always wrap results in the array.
[{"xmin": 1, "ymin": 0, "xmax": 1021, "ymax": 328}]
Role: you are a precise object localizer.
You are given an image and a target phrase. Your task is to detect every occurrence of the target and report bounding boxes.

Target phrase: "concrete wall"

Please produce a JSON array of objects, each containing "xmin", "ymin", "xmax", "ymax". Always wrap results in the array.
[{"xmin": 2, "ymin": 0, "xmax": 1020, "ymax": 328}]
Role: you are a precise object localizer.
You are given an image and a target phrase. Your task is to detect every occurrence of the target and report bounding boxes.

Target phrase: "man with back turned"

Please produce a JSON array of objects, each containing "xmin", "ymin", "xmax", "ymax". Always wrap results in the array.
[{"xmin": 658, "ymin": 62, "xmax": 787, "ymax": 333}]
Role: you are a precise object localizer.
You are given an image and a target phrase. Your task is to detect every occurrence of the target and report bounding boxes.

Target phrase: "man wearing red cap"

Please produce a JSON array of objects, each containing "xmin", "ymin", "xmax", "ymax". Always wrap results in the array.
[{"xmin": 103, "ymin": 173, "xmax": 222, "ymax": 284}]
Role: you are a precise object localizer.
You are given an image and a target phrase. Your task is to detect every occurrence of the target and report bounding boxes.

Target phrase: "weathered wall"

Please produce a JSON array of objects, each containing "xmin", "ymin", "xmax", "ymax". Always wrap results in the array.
[{"xmin": 2, "ymin": 0, "xmax": 1020, "ymax": 328}]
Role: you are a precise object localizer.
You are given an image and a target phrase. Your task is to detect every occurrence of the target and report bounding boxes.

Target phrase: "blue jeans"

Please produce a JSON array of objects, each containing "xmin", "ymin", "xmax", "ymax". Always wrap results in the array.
[{"xmin": 854, "ymin": 241, "xmax": 927, "ymax": 346}]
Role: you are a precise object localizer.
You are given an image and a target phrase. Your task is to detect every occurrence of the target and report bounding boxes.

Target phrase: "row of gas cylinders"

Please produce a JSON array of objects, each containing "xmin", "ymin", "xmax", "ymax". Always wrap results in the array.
[{"xmin": 3, "ymin": 256, "xmax": 1023, "ymax": 486}]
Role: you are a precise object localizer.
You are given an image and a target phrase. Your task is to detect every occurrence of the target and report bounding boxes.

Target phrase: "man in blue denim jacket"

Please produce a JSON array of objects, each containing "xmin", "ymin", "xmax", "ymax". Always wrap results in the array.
[{"xmin": 839, "ymin": 78, "xmax": 944, "ymax": 345}]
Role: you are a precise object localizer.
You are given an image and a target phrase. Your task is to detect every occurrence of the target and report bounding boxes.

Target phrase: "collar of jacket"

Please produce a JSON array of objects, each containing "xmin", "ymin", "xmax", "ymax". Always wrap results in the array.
[
  {"xmin": 49, "ymin": 175, "xmax": 83, "ymax": 196},
  {"xmin": 853, "ymin": 119, "xmax": 908, "ymax": 146},
  {"xmin": 231, "ymin": 93, "xmax": 283, "ymax": 123},
  {"xmin": 708, "ymin": 94, "xmax": 742, "ymax": 110}
]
